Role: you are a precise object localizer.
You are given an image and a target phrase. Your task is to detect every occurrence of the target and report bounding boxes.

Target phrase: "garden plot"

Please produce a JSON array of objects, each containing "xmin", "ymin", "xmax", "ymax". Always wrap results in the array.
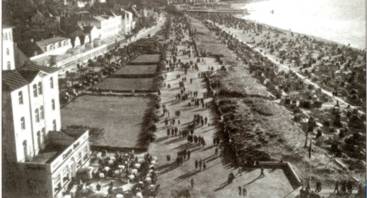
[
  {"xmin": 61, "ymin": 95, "xmax": 151, "ymax": 149},
  {"xmin": 94, "ymin": 78, "xmax": 156, "ymax": 92}
]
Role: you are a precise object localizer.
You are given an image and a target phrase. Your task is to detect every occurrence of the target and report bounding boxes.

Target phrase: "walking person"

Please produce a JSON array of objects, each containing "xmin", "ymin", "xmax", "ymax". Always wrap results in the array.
[
  {"xmin": 166, "ymin": 154, "xmax": 171, "ymax": 162},
  {"xmin": 242, "ymin": 187, "xmax": 247, "ymax": 197},
  {"xmin": 334, "ymin": 181, "xmax": 339, "ymax": 194},
  {"xmin": 260, "ymin": 167, "xmax": 265, "ymax": 177},
  {"xmin": 228, "ymin": 172, "xmax": 235, "ymax": 184},
  {"xmin": 190, "ymin": 178, "xmax": 194, "ymax": 189},
  {"xmin": 238, "ymin": 186, "xmax": 242, "ymax": 196},
  {"xmin": 316, "ymin": 181, "xmax": 322, "ymax": 193}
]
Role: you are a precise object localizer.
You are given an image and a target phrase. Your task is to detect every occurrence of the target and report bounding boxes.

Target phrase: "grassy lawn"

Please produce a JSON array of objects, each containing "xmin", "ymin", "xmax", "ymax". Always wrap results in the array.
[
  {"xmin": 94, "ymin": 77, "xmax": 156, "ymax": 92},
  {"xmin": 130, "ymin": 54, "xmax": 161, "ymax": 65},
  {"xmin": 114, "ymin": 65, "xmax": 157, "ymax": 75},
  {"xmin": 61, "ymin": 95, "xmax": 150, "ymax": 148}
]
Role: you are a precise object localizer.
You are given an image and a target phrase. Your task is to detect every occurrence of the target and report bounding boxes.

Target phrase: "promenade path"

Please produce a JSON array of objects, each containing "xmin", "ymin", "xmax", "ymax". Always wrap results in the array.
[{"xmin": 148, "ymin": 18, "xmax": 293, "ymax": 198}]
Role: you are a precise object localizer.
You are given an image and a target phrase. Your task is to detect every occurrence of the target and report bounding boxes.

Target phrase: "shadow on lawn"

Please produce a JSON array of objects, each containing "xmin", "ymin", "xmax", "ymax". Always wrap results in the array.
[
  {"xmin": 158, "ymin": 162, "xmax": 179, "ymax": 175},
  {"xmin": 243, "ymin": 175, "xmax": 263, "ymax": 187},
  {"xmin": 214, "ymin": 181, "xmax": 230, "ymax": 192},
  {"xmin": 155, "ymin": 136, "xmax": 170, "ymax": 143},
  {"xmin": 173, "ymin": 142, "xmax": 199, "ymax": 151},
  {"xmin": 175, "ymin": 169, "xmax": 200, "ymax": 181},
  {"xmin": 164, "ymin": 136, "xmax": 185, "ymax": 145}
]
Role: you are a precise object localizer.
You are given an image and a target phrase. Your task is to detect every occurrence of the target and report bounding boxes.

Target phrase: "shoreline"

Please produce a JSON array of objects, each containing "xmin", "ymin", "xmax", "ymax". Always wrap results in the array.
[{"xmin": 230, "ymin": 6, "xmax": 365, "ymax": 50}]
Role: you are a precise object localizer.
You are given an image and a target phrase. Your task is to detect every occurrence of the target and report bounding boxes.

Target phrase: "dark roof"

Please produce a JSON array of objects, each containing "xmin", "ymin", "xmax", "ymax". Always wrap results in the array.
[
  {"xmin": 17, "ymin": 41, "xmax": 43, "ymax": 57},
  {"xmin": 18, "ymin": 70, "xmax": 40, "ymax": 82},
  {"xmin": 14, "ymin": 44, "xmax": 32, "ymax": 68},
  {"xmin": 2, "ymin": 70, "xmax": 29, "ymax": 91},
  {"xmin": 82, "ymin": 25, "xmax": 94, "ymax": 34},
  {"xmin": 20, "ymin": 64, "xmax": 59, "ymax": 73},
  {"xmin": 36, "ymin": 36, "xmax": 69, "ymax": 48}
]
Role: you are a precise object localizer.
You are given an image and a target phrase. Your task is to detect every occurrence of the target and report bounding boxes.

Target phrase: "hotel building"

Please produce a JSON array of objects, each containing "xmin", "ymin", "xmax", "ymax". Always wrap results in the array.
[{"xmin": 2, "ymin": 26, "xmax": 91, "ymax": 198}]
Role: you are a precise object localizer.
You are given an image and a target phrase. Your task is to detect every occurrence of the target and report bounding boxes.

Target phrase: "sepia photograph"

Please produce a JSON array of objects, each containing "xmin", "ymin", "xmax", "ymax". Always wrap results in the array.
[{"xmin": 1, "ymin": 0, "xmax": 366, "ymax": 197}]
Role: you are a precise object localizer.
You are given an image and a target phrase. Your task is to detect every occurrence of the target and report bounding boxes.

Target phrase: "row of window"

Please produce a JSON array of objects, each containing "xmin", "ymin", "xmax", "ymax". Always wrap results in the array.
[
  {"xmin": 22, "ymin": 120, "xmax": 57, "ymax": 161},
  {"xmin": 18, "ymin": 77, "xmax": 54, "ymax": 103},
  {"xmin": 46, "ymin": 40, "xmax": 69, "ymax": 52},
  {"xmin": 20, "ymin": 102, "xmax": 56, "ymax": 129},
  {"xmin": 54, "ymin": 146, "xmax": 89, "ymax": 194},
  {"xmin": 20, "ymin": 115, "xmax": 56, "ymax": 129},
  {"xmin": 2, "ymin": 31, "xmax": 13, "ymax": 41},
  {"xmin": 6, "ymin": 61, "xmax": 11, "ymax": 70}
]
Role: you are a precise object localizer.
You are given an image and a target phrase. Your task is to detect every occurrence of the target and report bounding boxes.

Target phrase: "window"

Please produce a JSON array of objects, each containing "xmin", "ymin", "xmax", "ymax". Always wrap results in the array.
[
  {"xmin": 7, "ymin": 61, "xmax": 11, "ymax": 70},
  {"xmin": 21, "ymin": 117, "xmax": 25, "ymax": 129},
  {"xmin": 52, "ymin": 99, "xmax": 55, "ymax": 110},
  {"xmin": 6, "ymin": 48, "xmax": 9, "ymax": 55},
  {"xmin": 40, "ymin": 106, "xmax": 44, "ymax": 119},
  {"xmin": 23, "ymin": 140, "xmax": 28, "ymax": 161},
  {"xmin": 37, "ymin": 131, "xmax": 41, "ymax": 149},
  {"xmin": 53, "ymin": 120, "xmax": 57, "ymax": 131},
  {"xmin": 18, "ymin": 91, "xmax": 23, "ymax": 104},
  {"xmin": 3, "ymin": 32, "xmax": 7, "ymax": 40},
  {"xmin": 35, "ymin": 109, "xmax": 40, "ymax": 123},
  {"xmin": 54, "ymin": 175, "xmax": 62, "ymax": 193},
  {"xmin": 33, "ymin": 84, "xmax": 38, "ymax": 97},
  {"xmin": 42, "ymin": 128, "xmax": 46, "ymax": 144},
  {"xmin": 63, "ymin": 167, "xmax": 70, "ymax": 183},
  {"xmin": 50, "ymin": 77, "xmax": 54, "ymax": 88},
  {"xmin": 38, "ymin": 82, "xmax": 43, "ymax": 95}
]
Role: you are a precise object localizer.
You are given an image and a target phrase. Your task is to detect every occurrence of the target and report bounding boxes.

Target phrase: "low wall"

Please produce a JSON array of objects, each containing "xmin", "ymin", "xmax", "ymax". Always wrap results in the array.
[
  {"xmin": 91, "ymin": 145, "xmax": 147, "ymax": 154},
  {"xmin": 258, "ymin": 161, "xmax": 302, "ymax": 190},
  {"xmin": 110, "ymin": 74, "xmax": 157, "ymax": 78}
]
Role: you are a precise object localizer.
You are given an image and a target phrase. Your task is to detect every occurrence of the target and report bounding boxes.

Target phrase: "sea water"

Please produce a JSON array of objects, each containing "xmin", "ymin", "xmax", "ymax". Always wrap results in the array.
[{"xmin": 237, "ymin": 0, "xmax": 366, "ymax": 49}]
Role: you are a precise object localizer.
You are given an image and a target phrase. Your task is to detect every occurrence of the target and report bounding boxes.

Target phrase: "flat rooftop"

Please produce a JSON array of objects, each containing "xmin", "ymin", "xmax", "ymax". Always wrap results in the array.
[{"xmin": 29, "ymin": 129, "xmax": 86, "ymax": 164}]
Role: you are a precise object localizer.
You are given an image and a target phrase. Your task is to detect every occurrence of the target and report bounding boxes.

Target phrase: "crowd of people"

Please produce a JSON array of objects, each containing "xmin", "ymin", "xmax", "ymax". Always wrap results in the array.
[
  {"xmin": 186, "ymin": 13, "xmax": 366, "ymax": 166},
  {"xmin": 72, "ymin": 151, "xmax": 159, "ymax": 198},
  {"xmin": 194, "ymin": 13, "xmax": 366, "ymax": 108}
]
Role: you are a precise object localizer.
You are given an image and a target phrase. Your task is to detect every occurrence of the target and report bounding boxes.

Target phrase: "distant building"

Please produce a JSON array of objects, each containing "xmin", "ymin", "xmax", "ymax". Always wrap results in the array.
[
  {"xmin": 120, "ymin": 9, "xmax": 134, "ymax": 34},
  {"xmin": 167, "ymin": 0, "xmax": 219, "ymax": 4},
  {"xmin": 2, "ymin": 26, "xmax": 16, "ymax": 70},
  {"xmin": 79, "ymin": 14, "xmax": 123, "ymax": 39},
  {"xmin": 2, "ymin": 38, "xmax": 90, "ymax": 197},
  {"xmin": 93, "ymin": 14, "xmax": 122, "ymax": 39},
  {"xmin": 35, "ymin": 36, "xmax": 73, "ymax": 56}
]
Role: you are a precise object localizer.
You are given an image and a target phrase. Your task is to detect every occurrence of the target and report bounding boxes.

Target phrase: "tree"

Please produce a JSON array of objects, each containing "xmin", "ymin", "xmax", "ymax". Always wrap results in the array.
[{"xmin": 305, "ymin": 117, "xmax": 316, "ymax": 148}]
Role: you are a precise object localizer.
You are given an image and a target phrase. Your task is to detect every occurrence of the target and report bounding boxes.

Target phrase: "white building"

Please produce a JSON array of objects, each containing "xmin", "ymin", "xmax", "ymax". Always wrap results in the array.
[
  {"xmin": 121, "ymin": 9, "xmax": 134, "ymax": 35},
  {"xmin": 93, "ymin": 14, "xmax": 122, "ymax": 39},
  {"xmin": 2, "ymin": 26, "xmax": 16, "ymax": 70},
  {"xmin": 35, "ymin": 36, "xmax": 73, "ymax": 56},
  {"xmin": 2, "ymin": 34, "xmax": 91, "ymax": 198}
]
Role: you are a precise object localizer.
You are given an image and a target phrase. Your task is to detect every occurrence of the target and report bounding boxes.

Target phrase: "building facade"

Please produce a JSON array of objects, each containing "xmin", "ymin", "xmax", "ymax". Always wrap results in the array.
[
  {"xmin": 124, "ymin": 10, "xmax": 134, "ymax": 34},
  {"xmin": 35, "ymin": 37, "xmax": 73, "ymax": 56},
  {"xmin": 2, "ymin": 31, "xmax": 91, "ymax": 198},
  {"xmin": 2, "ymin": 26, "xmax": 16, "ymax": 70}
]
